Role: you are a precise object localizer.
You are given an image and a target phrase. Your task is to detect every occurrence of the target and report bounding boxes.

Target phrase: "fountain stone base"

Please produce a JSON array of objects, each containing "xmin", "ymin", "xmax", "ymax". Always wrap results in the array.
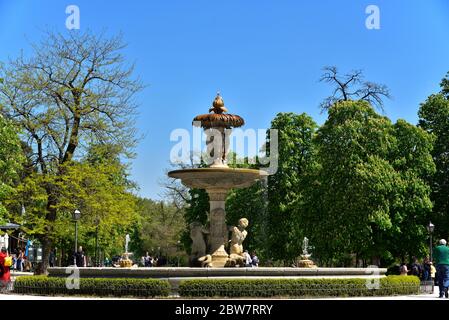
[
  {"xmin": 296, "ymin": 259, "xmax": 317, "ymax": 268},
  {"xmin": 168, "ymin": 167, "xmax": 267, "ymax": 268}
]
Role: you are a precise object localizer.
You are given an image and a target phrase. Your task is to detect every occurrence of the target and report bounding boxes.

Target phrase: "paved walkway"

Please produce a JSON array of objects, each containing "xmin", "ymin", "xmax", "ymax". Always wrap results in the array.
[{"xmin": 0, "ymin": 291, "xmax": 442, "ymax": 300}]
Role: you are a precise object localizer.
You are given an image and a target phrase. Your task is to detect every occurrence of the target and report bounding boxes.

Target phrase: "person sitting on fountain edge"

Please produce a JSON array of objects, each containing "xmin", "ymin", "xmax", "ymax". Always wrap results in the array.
[{"xmin": 251, "ymin": 251, "xmax": 259, "ymax": 267}]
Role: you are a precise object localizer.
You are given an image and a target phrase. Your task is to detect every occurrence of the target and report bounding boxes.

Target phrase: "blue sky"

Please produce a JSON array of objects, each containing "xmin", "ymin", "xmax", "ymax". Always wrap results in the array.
[{"xmin": 1, "ymin": 0, "xmax": 449, "ymax": 199}]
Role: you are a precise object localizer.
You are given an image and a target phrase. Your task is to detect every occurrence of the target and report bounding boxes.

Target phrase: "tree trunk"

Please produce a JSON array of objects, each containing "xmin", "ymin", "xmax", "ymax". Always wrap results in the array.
[
  {"xmin": 37, "ymin": 187, "xmax": 58, "ymax": 275},
  {"xmin": 58, "ymin": 240, "xmax": 63, "ymax": 267},
  {"xmin": 36, "ymin": 236, "xmax": 52, "ymax": 275},
  {"xmin": 62, "ymin": 114, "xmax": 81, "ymax": 163}
]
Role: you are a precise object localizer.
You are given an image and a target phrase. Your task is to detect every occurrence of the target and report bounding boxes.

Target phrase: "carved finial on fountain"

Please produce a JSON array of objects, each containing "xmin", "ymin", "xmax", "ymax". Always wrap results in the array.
[
  {"xmin": 192, "ymin": 93, "xmax": 244, "ymax": 168},
  {"xmin": 209, "ymin": 92, "xmax": 228, "ymax": 114}
]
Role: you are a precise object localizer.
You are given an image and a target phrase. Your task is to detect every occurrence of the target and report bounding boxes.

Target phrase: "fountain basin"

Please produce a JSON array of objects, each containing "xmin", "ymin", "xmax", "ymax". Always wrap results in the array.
[
  {"xmin": 48, "ymin": 267, "xmax": 386, "ymax": 278},
  {"xmin": 168, "ymin": 167, "xmax": 267, "ymax": 190}
]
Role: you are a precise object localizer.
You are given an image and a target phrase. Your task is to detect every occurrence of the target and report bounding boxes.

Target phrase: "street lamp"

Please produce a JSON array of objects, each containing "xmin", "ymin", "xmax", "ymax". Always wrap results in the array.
[
  {"xmin": 72, "ymin": 209, "xmax": 81, "ymax": 265},
  {"xmin": 94, "ymin": 217, "xmax": 100, "ymax": 267},
  {"xmin": 427, "ymin": 221, "xmax": 435, "ymax": 262},
  {"xmin": 177, "ymin": 241, "xmax": 181, "ymax": 267}
]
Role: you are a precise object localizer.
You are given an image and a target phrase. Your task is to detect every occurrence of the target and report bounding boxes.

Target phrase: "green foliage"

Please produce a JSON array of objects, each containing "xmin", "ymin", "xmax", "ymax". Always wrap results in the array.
[
  {"xmin": 13, "ymin": 276, "xmax": 170, "ymax": 297},
  {"xmin": 12, "ymin": 158, "xmax": 138, "ymax": 260},
  {"xmin": 418, "ymin": 92, "xmax": 449, "ymax": 239},
  {"xmin": 178, "ymin": 276, "xmax": 420, "ymax": 298},
  {"xmin": 0, "ymin": 115, "xmax": 25, "ymax": 221},
  {"xmin": 440, "ymin": 72, "xmax": 449, "ymax": 99},
  {"xmin": 0, "ymin": 30, "xmax": 142, "ymax": 272},
  {"xmin": 134, "ymin": 197, "xmax": 186, "ymax": 259},
  {"xmin": 266, "ymin": 112, "xmax": 318, "ymax": 264},
  {"xmin": 305, "ymin": 101, "xmax": 434, "ymax": 265},
  {"xmin": 184, "ymin": 188, "xmax": 210, "ymax": 227}
]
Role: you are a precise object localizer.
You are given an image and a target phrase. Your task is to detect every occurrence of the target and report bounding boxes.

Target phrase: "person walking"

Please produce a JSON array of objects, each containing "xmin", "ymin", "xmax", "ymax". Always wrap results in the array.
[
  {"xmin": 16, "ymin": 248, "xmax": 24, "ymax": 272},
  {"xmin": 430, "ymin": 262, "xmax": 437, "ymax": 283},
  {"xmin": 0, "ymin": 248, "xmax": 11, "ymax": 290},
  {"xmin": 399, "ymin": 263, "xmax": 408, "ymax": 276},
  {"xmin": 434, "ymin": 239, "xmax": 449, "ymax": 298},
  {"xmin": 409, "ymin": 256, "xmax": 422, "ymax": 278},
  {"xmin": 422, "ymin": 257, "xmax": 431, "ymax": 281},
  {"xmin": 49, "ymin": 250, "xmax": 55, "ymax": 267},
  {"xmin": 74, "ymin": 246, "xmax": 86, "ymax": 267}
]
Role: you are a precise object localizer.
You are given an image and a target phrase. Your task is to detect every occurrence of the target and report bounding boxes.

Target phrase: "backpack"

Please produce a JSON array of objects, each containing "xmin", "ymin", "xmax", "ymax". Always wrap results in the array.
[{"xmin": 4, "ymin": 256, "xmax": 12, "ymax": 267}]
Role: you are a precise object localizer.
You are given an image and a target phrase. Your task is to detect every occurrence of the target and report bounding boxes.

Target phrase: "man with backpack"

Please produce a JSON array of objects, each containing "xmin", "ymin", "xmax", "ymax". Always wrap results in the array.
[{"xmin": 434, "ymin": 239, "xmax": 449, "ymax": 298}]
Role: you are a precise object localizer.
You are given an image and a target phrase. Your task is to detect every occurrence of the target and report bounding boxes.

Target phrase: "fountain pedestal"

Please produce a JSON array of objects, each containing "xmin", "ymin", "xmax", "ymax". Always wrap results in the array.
[{"xmin": 168, "ymin": 168, "xmax": 266, "ymax": 267}]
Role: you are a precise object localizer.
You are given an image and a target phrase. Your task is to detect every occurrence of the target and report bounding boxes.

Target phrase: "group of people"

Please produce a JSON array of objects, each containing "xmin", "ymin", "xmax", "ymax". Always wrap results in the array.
[
  {"xmin": 0, "ymin": 246, "xmax": 31, "ymax": 289},
  {"xmin": 243, "ymin": 250, "xmax": 259, "ymax": 267},
  {"xmin": 10, "ymin": 248, "xmax": 26, "ymax": 272},
  {"xmin": 399, "ymin": 256, "xmax": 436, "ymax": 281},
  {"xmin": 141, "ymin": 252, "xmax": 156, "ymax": 267},
  {"xmin": 404, "ymin": 239, "xmax": 449, "ymax": 298},
  {"xmin": 141, "ymin": 252, "xmax": 169, "ymax": 267}
]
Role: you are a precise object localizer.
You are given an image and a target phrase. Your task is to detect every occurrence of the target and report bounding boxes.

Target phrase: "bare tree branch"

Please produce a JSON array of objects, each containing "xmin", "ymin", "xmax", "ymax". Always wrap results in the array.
[
  {"xmin": 319, "ymin": 66, "xmax": 391, "ymax": 111},
  {"xmin": 0, "ymin": 29, "xmax": 144, "ymax": 170}
]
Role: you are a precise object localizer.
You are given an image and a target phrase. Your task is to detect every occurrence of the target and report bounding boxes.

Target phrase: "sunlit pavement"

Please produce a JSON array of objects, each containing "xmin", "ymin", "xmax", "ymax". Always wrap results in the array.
[
  {"xmin": 0, "ymin": 294, "xmax": 135, "ymax": 300},
  {"xmin": 0, "ymin": 277, "xmax": 442, "ymax": 300},
  {"xmin": 0, "ymin": 291, "xmax": 441, "ymax": 300}
]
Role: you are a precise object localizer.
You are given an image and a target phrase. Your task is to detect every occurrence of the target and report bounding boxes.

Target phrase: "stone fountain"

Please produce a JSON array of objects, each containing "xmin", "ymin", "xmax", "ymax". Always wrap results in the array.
[
  {"xmin": 119, "ymin": 234, "xmax": 133, "ymax": 267},
  {"xmin": 296, "ymin": 237, "xmax": 317, "ymax": 268},
  {"xmin": 48, "ymin": 93, "xmax": 387, "ymax": 289},
  {"xmin": 168, "ymin": 93, "xmax": 267, "ymax": 267}
]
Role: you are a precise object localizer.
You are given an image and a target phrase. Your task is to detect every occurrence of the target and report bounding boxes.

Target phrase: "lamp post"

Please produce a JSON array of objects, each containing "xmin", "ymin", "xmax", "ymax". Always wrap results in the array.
[
  {"xmin": 427, "ymin": 221, "xmax": 435, "ymax": 262},
  {"xmin": 94, "ymin": 218, "xmax": 100, "ymax": 267},
  {"xmin": 72, "ymin": 209, "xmax": 81, "ymax": 265}
]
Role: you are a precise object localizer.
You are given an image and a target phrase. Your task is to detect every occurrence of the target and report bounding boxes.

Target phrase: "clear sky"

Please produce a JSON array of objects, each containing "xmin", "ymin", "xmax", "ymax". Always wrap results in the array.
[{"xmin": 1, "ymin": 0, "xmax": 449, "ymax": 199}]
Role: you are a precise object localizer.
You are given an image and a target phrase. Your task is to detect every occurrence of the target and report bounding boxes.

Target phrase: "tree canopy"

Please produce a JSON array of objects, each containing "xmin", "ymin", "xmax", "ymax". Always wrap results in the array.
[
  {"xmin": 0, "ymin": 115, "xmax": 25, "ymax": 222},
  {"xmin": 0, "ymin": 30, "xmax": 143, "ymax": 272}
]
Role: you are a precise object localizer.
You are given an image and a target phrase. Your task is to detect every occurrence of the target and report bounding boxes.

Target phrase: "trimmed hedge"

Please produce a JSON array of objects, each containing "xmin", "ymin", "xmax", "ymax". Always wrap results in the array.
[
  {"xmin": 13, "ymin": 276, "xmax": 170, "ymax": 297},
  {"xmin": 178, "ymin": 276, "xmax": 421, "ymax": 298}
]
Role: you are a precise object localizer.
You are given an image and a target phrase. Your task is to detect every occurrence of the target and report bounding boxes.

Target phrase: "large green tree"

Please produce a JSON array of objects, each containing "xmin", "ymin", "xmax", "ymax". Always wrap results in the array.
[
  {"xmin": 418, "ymin": 75, "xmax": 449, "ymax": 239},
  {"xmin": 266, "ymin": 112, "xmax": 318, "ymax": 265},
  {"xmin": 306, "ymin": 100, "xmax": 434, "ymax": 266},
  {"xmin": 14, "ymin": 153, "xmax": 138, "ymax": 266},
  {"xmin": 0, "ymin": 30, "xmax": 142, "ymax": 272},
  {"xmin": 0, "ymin": 115, "xmax": 24, "ymax": 221}
]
